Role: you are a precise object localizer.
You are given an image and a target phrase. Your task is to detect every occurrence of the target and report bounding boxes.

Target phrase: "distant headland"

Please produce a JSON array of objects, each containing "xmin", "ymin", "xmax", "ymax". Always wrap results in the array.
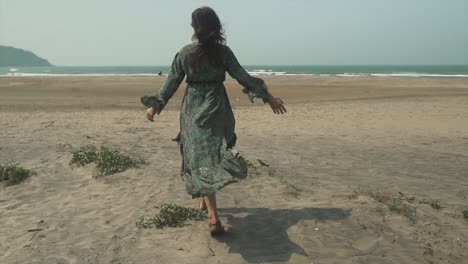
[{"xmin": 0, "ymin": 45, "xmax": 52, "ymax": 67}]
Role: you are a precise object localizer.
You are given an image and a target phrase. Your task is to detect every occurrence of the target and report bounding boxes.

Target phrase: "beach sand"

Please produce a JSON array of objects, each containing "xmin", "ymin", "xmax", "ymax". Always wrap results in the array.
[{"xmin": 1, "ymin": 76, "xmax": 468, "ymax": 264}]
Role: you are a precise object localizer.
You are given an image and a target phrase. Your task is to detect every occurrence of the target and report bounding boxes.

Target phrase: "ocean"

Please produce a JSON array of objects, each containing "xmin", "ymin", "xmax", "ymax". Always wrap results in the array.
[{"xmin": 1, "ymin": 65, "xmax": 467, "ymax": 78}]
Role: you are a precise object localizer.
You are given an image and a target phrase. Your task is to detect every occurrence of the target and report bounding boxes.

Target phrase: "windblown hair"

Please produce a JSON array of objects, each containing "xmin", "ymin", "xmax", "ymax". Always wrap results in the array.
[{"xmin": 191, "ymin": 7, "xmax": 226, "ymax": 69}]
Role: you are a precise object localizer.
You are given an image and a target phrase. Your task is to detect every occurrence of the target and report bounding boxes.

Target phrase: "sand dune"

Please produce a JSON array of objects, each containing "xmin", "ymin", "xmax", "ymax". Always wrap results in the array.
[{"xmin": 1, "ymin": 76, "xmax": 468, "ymax": 264}]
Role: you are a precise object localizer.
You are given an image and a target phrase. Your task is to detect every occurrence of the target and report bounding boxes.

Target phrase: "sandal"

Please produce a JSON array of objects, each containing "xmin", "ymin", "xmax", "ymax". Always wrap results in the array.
[{"xmin": 209, "ymin": 222, "xmax": 225, "ymax": 236}]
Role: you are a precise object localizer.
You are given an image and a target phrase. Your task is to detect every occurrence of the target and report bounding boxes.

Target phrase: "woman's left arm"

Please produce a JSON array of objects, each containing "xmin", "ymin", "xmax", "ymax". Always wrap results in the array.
[{"xmin": 141, "ymin": 52, "xmax": 185, "ymax": 119}]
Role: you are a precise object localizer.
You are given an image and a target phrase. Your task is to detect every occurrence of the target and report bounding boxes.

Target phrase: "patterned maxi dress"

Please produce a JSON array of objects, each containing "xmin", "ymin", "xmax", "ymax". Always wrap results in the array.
[{"xmin": 141, "ymin": 43, "xmax": 270, "ymax": 198}]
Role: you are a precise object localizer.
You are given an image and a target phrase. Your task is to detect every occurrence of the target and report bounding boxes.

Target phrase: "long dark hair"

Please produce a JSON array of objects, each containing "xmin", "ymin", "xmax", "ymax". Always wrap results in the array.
[{"xmin": 191, "ymin": 7, "xmax": 226, "ymax": 69}]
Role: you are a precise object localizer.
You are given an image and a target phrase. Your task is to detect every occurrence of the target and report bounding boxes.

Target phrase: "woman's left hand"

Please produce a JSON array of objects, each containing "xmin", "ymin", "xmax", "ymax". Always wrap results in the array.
[
  {"xmin": 268, "ymin": 96, "xmax": 287, "ymax": 115},
  {"xmin": 146, "ymin": 107, "xmax": 156, "ymax": 122}
]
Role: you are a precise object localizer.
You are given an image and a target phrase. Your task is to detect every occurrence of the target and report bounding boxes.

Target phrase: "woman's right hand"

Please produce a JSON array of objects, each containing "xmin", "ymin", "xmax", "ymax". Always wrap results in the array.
[
  {"xmin": 146, "ymin": 107, "xmax": 156, "ymax": 122},
  {"xmin": 268, "ymin": 96, "xmax": 287, "ymax": 114}
]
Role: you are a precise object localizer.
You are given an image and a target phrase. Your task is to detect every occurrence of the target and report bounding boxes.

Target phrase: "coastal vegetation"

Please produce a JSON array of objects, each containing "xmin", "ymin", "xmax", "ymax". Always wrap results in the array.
[
  {"xmin": 136, "ymin": 203, "xmax": 206, "ymax": 228},
  {"xmin": 0, "ymin": 163, "xmax": 35, "ymax": 186},
  {"xmin": 70, "ymin": 145, "xmax": 144, "ymax": 177}
]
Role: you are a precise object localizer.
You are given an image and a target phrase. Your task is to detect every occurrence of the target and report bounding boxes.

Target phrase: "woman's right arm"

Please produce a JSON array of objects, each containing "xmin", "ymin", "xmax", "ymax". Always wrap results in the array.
[
  {"xmin": 141, "ymin": 52, "xmax": 185, "ymax": 118},
  {"xmin": 225, "ymin": 46, "xmax": 286, "ymax": 114}
]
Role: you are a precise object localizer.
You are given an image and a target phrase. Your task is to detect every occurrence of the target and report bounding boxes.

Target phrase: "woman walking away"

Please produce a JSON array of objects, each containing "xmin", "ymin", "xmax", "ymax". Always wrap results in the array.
[{"xmin": 141, "ymin": 6, "xmax": 286, "ymax": 236}]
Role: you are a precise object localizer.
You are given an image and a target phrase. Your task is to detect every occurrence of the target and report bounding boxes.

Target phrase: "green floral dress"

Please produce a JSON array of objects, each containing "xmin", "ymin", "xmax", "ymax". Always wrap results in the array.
[{"xmin": 141, "ymin": 43, "xmax": 270, "ymax": 198}]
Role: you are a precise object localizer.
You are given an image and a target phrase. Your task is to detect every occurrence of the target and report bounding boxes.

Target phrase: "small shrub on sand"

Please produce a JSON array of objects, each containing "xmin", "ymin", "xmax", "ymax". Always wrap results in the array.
[
  {"xmin": 70, "ymin": 145, "xmax": 99, "ymax": 166},
  {"xmin": 70, "ymin": 145, "xmax": 144, "ymax": 177},
  {"xmin": 0, "ymin": 163, "xmax": 35, "ymax": 186},
  {"xmin": 136, "ymin": 204, "xmax": 206, "ymax": 229},
  {"xmin": 463, "ymin": 210, "xmax": 468, "ymax": 220}
]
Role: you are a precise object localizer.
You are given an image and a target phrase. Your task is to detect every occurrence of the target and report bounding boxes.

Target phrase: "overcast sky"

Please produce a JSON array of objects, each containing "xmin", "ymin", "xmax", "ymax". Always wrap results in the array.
[{"xmin": 1, "ymin": 0, "xmax": 467, "ymax": 66}]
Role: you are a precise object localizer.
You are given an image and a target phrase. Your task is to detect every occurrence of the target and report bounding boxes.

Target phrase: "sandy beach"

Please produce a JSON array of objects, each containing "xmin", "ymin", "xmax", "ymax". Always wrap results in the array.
[{"xmin": 1, "ymin": 76, "xmax": 468, "ymax": 264}]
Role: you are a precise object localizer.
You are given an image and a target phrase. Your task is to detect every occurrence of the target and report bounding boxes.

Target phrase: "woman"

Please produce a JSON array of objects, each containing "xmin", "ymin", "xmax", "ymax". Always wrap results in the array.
[{"xmin": 141, "ymin": 7, "xmax": 286, "ymax": 236}]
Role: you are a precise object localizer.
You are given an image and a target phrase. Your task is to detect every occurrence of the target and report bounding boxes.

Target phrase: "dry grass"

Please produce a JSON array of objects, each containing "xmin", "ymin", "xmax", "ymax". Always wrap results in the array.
[{"xmin": 349, "ymin": 189, "xmax": 442, "ymax": 223}]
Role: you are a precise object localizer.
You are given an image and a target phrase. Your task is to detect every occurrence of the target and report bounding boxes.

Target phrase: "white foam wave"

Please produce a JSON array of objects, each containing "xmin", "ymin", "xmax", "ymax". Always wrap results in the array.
[
  {"xmin": 247, "ymin": 70, "xmax": 287, "ymax": 76},
  {"xmin": 336, "ymin": 73, "xmax": 365, "ymax": 77},
  {"xmin": 335, "ymin": 72, "xmax": 468, "ymax": 78},
  {"xmin": 370, "ymin": 73, "xmax": 468, "ymax": 78}
]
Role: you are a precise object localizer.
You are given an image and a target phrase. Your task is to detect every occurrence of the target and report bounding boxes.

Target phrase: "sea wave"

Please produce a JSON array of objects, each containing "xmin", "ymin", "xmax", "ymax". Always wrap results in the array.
[
  {"xmin": 336, "ymin": 73, "xmax": 468, "ymax": 78},
  {"xmin": 247, "ymin": 71, "xmax": 468, "ymax": 78},
  {"xmin": 369, "ymin": 73, "xmax": 468, "ymax": 78},
  {"xmin": 247, "ymin": 70, "xmax": 287, "ymax": 76}
]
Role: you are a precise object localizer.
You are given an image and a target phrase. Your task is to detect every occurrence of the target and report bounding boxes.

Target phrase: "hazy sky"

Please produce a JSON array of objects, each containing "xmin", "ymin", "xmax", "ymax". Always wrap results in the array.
[{"xmin": 1, "ymin": 0, "xmax": 467, "ymax": 66}]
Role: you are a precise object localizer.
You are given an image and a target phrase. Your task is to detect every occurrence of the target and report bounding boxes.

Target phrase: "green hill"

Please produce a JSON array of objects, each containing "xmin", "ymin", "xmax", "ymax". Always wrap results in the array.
[{"xmin": 0, "ymin": 45, "xmax": 52, "ymax": 67}]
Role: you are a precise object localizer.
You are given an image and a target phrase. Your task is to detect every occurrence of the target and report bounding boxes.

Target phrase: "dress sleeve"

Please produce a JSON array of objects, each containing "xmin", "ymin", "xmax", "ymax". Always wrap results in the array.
[
  {"xmin": 225, "ymin": 46, "xmax": 271, "ymax": 104},
  {"xmin": 141, "ymin": 52, "xmax": 185, "ymax": 114}
]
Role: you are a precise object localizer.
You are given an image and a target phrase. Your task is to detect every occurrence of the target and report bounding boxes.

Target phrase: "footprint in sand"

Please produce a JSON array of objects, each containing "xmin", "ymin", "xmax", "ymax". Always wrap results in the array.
[{"xmin": 352, "ymin": 235, "xmax": 383, "ymax": 254}]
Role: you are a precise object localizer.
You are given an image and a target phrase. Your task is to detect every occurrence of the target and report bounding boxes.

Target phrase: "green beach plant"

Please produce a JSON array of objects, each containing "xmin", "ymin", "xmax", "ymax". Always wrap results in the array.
[
  {"xmin": 70, "ymin": 145, "xmax": 144, "ymax": 177},
  {"xmin": 463, "ymin": 210, "xmax": 468, "ymax": 221},
  {"xmin": 136, "ymin": 203, "xmax": 206, "ymax": 229},
  {"xmin": 70, "ymin": 145, "xmax": 99, "ymax": 166},
  {"xmin": 0, "ymin": 163, "xmax": 35, "ymax": 186}
]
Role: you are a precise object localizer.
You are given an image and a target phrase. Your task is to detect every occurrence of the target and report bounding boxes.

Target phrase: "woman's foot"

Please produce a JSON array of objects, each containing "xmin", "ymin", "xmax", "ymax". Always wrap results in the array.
[
  {"xmin": 200, "ymin": 194, "xmax": 223, "ymax": 236},
  {"xmin": 209, "ymin": 218, "xmax": 225, "ymax": 236}
]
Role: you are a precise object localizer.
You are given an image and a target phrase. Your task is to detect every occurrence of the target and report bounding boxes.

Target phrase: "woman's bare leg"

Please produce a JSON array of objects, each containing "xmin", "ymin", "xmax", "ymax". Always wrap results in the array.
[
  {"xmin": 199, "ymin": 198, "xmax": 206, "ymax": 210},
  {"xmin": 203, "ymin": 193, "xmax": 219, "ymax": 225}
]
